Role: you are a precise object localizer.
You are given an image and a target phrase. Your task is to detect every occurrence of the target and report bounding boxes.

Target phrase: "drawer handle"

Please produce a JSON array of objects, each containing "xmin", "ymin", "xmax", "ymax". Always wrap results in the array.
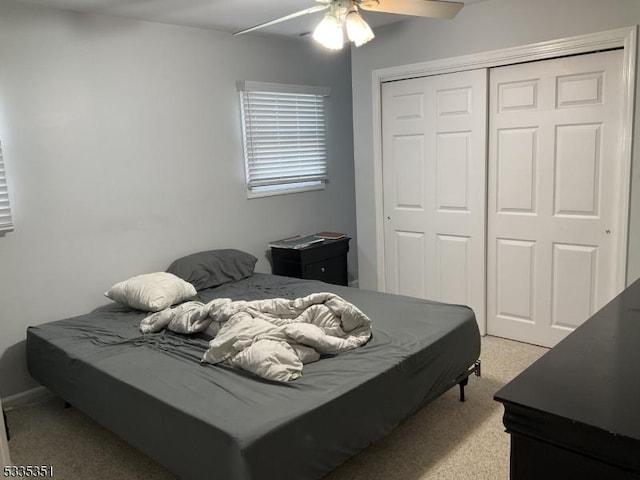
[{"xmin": 321, "ymin": 267, "xmax": 326, "ymax": 273}]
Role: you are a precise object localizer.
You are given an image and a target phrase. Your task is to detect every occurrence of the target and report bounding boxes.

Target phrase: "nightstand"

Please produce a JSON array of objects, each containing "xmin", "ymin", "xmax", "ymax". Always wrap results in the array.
[{"xmin": 271, "ymin": 237, "xmax": 350, "ymax": 286}]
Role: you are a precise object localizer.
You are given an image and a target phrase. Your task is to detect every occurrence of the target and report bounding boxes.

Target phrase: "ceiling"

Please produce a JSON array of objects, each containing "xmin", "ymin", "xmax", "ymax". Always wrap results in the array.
[{"xmin": 16, "ymin": 0, "xmax": 484, "ymax": 38}]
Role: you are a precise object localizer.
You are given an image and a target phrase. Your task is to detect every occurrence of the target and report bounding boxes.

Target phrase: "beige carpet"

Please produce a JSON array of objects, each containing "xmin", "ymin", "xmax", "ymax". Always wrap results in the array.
[{"xmin": 5, "ymin": 336, "xmax": 546, "ymax": 480}]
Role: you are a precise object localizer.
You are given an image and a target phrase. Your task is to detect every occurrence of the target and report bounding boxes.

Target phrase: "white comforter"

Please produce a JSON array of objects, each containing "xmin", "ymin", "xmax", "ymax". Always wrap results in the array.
[{"xmin": 140, "ymin": 293, "xmax": 372, "ymax": 381}]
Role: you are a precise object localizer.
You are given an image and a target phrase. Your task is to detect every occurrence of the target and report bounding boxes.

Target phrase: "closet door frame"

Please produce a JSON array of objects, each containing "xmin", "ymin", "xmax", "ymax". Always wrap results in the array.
[{"xmin": 371, "ymin": 26, "xmax": 637, "ymax": 334}]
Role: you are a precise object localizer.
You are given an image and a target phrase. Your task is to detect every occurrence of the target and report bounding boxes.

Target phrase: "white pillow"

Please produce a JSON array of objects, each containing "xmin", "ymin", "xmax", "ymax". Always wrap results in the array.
[{"xmin": 105, "ymin": 272, "xmax": 197, "ymax": 312}]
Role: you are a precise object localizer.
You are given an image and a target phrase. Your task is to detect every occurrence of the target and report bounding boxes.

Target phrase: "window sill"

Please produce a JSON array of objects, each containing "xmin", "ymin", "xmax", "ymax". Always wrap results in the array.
[{"xmin": 247, "ymin": 182, "xmax": 325, "ymax": 199}]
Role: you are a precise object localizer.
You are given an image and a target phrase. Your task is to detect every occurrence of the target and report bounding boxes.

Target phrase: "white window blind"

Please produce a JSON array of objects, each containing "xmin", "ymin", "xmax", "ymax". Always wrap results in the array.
[
  {"xmin": 0, "ymin": 141, "xmax": 13, "ymax": 233},
  {"xmin": 237, "ymin": 81, "xmax": 330, "ymax": 193}
]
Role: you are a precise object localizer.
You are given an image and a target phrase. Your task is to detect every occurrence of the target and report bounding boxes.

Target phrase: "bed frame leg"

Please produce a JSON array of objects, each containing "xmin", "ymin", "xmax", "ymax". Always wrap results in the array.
[
  {"xmin": 458, "ymin": 360, "xmax": 481, "ymax": 402},
  {"xmin": 459, "ymin": 377, "xmax": 469, "ymax": 402},
  {"xmin": 3, "ymin": 409, "xmax": 9, "ymax": 441}
]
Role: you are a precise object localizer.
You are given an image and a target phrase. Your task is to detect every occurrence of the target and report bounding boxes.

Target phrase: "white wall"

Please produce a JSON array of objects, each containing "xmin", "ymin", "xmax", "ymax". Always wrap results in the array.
[
  {"xmin": 351, "ymin": 0, "xmax": 640, "ymax": 290},
  {"xmin": 0, "ymin": 1, "xmax": 356, "ymax": 397}
]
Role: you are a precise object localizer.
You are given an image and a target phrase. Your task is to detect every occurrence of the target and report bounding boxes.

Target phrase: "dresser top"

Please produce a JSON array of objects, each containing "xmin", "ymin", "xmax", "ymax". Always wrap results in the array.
[{"xmin": 495, "ymin": 277, "xmax": 640, "ymax": 441}]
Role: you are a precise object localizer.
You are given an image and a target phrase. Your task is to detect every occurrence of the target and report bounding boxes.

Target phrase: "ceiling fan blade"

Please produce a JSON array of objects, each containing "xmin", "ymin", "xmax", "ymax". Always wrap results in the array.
[
  {"xmin": 234, "ymin": 5, "xmax": 329, "ymax": 36},
  {"xmin": 359, "ymin": 0, "xmax": 463, "ymax": 19}
]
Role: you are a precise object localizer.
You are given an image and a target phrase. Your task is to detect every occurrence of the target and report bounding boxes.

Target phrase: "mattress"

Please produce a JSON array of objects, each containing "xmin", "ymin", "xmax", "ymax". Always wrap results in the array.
[{"xmin": 27, "ymin": 273, "xmax": 480, "ymax": 480}]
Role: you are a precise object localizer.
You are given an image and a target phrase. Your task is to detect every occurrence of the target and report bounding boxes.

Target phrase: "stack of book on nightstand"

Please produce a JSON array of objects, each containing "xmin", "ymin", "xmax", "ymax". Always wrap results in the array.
[
  {"xmin": 269, "ymin": 232, "xmax": 347, "ymax": 249},
  {"xmin": 313, "ymin": 231, "xmax": 348, "ymax": 240},
  {"xmin": 268, "ymin": 235, "xmax": 324, "ymax": 250}
]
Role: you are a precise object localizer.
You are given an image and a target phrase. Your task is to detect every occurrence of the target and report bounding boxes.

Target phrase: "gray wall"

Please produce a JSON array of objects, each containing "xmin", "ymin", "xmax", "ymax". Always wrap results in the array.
[
  {"xmin": 0, "ymin": 1, "xmax": 356, "ymax": 397},
  {"xmin": 351, "ymin": 0, "xmax": 640, "ymax": 290}
]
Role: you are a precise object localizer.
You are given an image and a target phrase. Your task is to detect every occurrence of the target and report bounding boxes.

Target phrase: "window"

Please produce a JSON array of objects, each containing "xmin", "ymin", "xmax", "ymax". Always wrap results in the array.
[
  {"xmin": 237, "ymin": 81, "xmax": 330, "ymax": 197},
  {"xmin": 0, "ymin": 141, "xmax": 13, "ymax": 233}
]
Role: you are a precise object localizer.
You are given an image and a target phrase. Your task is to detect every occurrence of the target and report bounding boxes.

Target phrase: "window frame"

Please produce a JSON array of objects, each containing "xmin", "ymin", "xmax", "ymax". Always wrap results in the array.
[
  {"xmin": 237, "ymin": 81, "xmax": 331, "ymax": 198},
  {"xmin": 0, "ymin": 140, "xmax": 13, "ymax": 234}
]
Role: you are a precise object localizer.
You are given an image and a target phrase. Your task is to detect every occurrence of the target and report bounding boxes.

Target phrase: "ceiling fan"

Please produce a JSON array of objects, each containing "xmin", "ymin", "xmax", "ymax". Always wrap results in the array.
[{"xmin": 233, "ymin": 0, "xmax": 463, "ymax": 50}]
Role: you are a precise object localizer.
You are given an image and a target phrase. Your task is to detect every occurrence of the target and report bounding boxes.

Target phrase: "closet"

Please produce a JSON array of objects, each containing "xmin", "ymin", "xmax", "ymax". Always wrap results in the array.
[{"xmin": 381, "ymin": 49, "xmax": 626, "ymax": 347}]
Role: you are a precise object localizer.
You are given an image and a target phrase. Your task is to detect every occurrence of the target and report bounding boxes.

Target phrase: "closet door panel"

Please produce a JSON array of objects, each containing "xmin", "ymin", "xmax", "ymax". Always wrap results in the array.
[
  {"xmin": 487, "ymin": 50, "xmax": 624, "ymax": 347},
  {"xmin": 382, "ymin": 69, "xmax": 487, "ymax": 334}
]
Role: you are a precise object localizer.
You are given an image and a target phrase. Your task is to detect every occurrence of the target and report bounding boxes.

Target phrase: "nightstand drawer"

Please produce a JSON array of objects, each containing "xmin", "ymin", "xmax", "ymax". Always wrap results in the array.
[{"xmin": 304, "ymin": 256, "xmax": 346, "ymax": 285}]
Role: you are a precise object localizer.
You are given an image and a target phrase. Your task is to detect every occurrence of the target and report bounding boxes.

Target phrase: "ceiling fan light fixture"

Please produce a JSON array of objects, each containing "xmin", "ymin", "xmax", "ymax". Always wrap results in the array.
[
  {"xmin": 234, "ymin": 0, "xmax": 464, "ymax": 46},
  {"xmin": 312, "ymin": 11, "xmax": 344, "ymax": 50},
  {"xmin": 345, "ymin": 10, "xmax": 375, "ymax": 47}
]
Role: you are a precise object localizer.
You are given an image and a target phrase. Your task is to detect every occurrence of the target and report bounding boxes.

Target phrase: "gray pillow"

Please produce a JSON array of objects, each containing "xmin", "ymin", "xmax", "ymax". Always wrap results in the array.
[{"xmin": 166, "ymin": 249, "xmax": 257, "ymax": 291}]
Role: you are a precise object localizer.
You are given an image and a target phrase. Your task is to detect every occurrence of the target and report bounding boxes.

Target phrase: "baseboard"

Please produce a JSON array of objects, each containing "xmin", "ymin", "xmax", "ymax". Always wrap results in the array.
[{"xmin": 2, "ymin": 387, "xmax": 54, "ymax": 411}]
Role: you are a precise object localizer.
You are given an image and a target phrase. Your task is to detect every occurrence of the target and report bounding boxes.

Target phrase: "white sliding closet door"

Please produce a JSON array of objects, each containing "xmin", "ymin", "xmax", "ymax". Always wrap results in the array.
[
  {"xmin": 487, "ymin": 50, "xmax": 624, "ymax": 347},
  {"xmin": 382, "ymin": 69, "xmax": 487, "ymax": 334}
]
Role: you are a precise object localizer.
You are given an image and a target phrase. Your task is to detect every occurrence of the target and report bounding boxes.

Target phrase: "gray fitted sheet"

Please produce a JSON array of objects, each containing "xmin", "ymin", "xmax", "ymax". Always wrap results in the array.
[{"xmin": 27, "ymin": 273, "xmax": 480, "ymax": 480}]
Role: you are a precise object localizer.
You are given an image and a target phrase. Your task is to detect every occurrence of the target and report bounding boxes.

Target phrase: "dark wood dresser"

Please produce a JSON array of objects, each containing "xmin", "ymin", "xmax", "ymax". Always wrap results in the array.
[
  {"xmin": 494, "ymin": 278, "xmax": 640, "ymax": 479},
  {"xmin": 271, "ymin": 237, "xmax": 350, "ymax": 286}
]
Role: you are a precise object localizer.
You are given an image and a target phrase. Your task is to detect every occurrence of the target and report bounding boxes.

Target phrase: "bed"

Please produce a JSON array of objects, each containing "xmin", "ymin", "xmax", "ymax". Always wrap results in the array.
[{"xmin": 26, "ymin": 271, "xmax": 481, "ymax": 480}]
